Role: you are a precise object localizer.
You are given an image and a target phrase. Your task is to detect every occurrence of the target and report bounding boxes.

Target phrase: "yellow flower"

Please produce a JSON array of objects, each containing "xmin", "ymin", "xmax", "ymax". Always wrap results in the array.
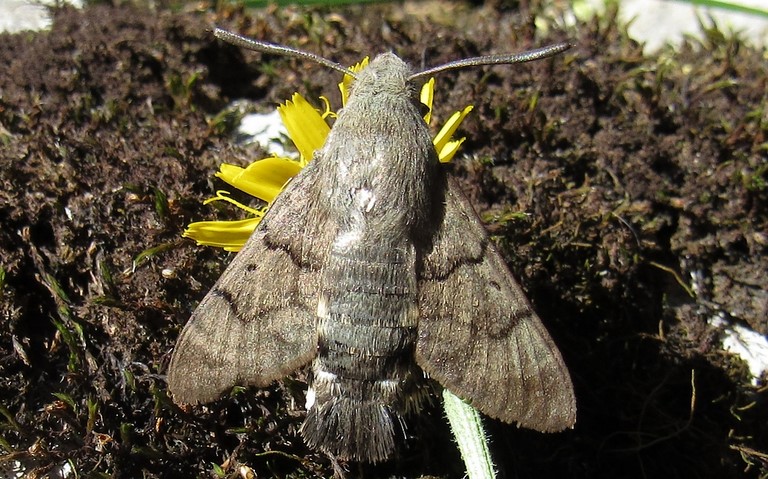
[{"xmin": 184, "ymin": 64, "xmax": 474, "ymax": 251}]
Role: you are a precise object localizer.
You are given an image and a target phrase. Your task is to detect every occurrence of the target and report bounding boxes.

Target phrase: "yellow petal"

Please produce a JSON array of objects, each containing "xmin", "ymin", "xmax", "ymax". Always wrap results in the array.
[
  {"xmin": 420, "ymin": 78, "xmax": 435, "ymax": 124},
  {"xmin": 183, "ymin": 217, "xmax": 262, "ymax": 252},
  {"xmin": 434, "ymin": 105, "xmax": 474, "ymax": 163},
  {"xmin": 216, "ymin": 158, "xmax": 302, "ymax": 204},
  {"xmin": 339, "ymin": 58, "xmax": 369, "ymax": 107},
  {"xmin": 438, "ymin": 137, "xmax": 467, "ymax": 163},
  {"xmin": 278, "ymin": 93, "xmax": 330, "ymax": 163}
]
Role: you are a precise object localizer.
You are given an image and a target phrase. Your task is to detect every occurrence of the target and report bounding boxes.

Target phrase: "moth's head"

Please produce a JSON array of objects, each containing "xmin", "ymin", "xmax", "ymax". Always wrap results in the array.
[{"xmin": 349, "ymin": 52, "xmax": 413, "ymax": 98}]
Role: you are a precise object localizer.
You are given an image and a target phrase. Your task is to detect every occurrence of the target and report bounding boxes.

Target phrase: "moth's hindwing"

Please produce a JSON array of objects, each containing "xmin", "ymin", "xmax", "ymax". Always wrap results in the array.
[
  {"xmin": 416, "ymin": 178, "xmax": 576, "ymax": 432},
  {"xmin": 167, "ymin": 159, "xmax": 335, "ymax": 404}
]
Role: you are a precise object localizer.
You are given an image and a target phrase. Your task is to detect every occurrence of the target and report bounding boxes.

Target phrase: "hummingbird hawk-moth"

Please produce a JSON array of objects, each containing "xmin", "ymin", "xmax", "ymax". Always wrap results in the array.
[{"xmin": 167, "ymin": 28, "xmax": 576, "ymax": 463}]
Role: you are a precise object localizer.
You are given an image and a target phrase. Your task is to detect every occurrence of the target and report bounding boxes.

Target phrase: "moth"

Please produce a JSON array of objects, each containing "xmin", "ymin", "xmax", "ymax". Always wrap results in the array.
[{"xmin": 168, "ymin": 28, "xmax": 576, "ymax": 464}]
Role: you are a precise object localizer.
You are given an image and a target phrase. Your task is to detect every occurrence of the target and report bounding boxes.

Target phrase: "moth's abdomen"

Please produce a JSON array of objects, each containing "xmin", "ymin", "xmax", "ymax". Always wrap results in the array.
[{"xmin": 301, "ymin": 241, "xmax": 426, "ymax": 463}]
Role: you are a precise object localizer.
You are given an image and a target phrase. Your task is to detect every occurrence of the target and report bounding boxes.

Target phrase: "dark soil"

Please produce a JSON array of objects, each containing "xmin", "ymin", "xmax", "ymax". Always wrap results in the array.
[{"xmin": 0, "ymin": 2, "xmax": 766, "ymax": 478}]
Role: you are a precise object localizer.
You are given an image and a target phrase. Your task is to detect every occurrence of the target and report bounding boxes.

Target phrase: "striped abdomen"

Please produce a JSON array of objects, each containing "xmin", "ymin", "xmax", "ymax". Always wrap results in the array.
[{"xmin": 300, "ymin": 238, "xmax": 427, "ymax": 463}]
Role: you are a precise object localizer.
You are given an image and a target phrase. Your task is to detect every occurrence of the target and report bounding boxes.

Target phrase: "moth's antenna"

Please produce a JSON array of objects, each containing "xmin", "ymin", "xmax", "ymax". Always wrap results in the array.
[
  {"xmin": 409, "ymin": 42, "xmax": 573, "ymax": 83},
  {"xmin": 213, "ymin": 28, "xmax": 357, "ymax": 79}
]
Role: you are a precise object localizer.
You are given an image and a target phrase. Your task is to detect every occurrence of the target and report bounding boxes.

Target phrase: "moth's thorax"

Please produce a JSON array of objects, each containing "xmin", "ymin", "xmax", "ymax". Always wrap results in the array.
[{"xmin": 319, "ymin": 53, "xmax": 439, "ymax": 239}]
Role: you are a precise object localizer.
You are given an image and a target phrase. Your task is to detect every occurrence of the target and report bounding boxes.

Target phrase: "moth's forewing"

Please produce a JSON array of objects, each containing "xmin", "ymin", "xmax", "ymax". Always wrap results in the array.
[
  {"xmin": 416, "ymin": 178, "xmax": 576, "ymax": 432},
  {"xmin": 167, "ymin": 160, "xmax": 336, "ymax": 404}
]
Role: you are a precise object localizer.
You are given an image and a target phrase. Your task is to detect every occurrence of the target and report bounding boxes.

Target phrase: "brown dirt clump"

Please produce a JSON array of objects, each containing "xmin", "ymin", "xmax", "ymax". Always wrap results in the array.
[{"xmin": 0, "ymin": 3, "xmax": 765, "ymax": 478}]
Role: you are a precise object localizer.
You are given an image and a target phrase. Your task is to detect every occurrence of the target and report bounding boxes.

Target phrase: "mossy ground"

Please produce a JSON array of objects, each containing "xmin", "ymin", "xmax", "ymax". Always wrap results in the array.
[{"xmin": 0, "ymin": 2, "xmax": 766, "ymax": 478}]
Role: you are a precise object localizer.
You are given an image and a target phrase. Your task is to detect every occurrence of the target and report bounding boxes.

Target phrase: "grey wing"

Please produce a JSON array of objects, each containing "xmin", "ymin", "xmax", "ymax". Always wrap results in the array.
[
  {"xmin": 167, "ymin": 159, "xmax": 334, "ymax": 404},
  {"xmin": 415, "ymin": 178, "xmax": 576, "ymax": 432}
]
